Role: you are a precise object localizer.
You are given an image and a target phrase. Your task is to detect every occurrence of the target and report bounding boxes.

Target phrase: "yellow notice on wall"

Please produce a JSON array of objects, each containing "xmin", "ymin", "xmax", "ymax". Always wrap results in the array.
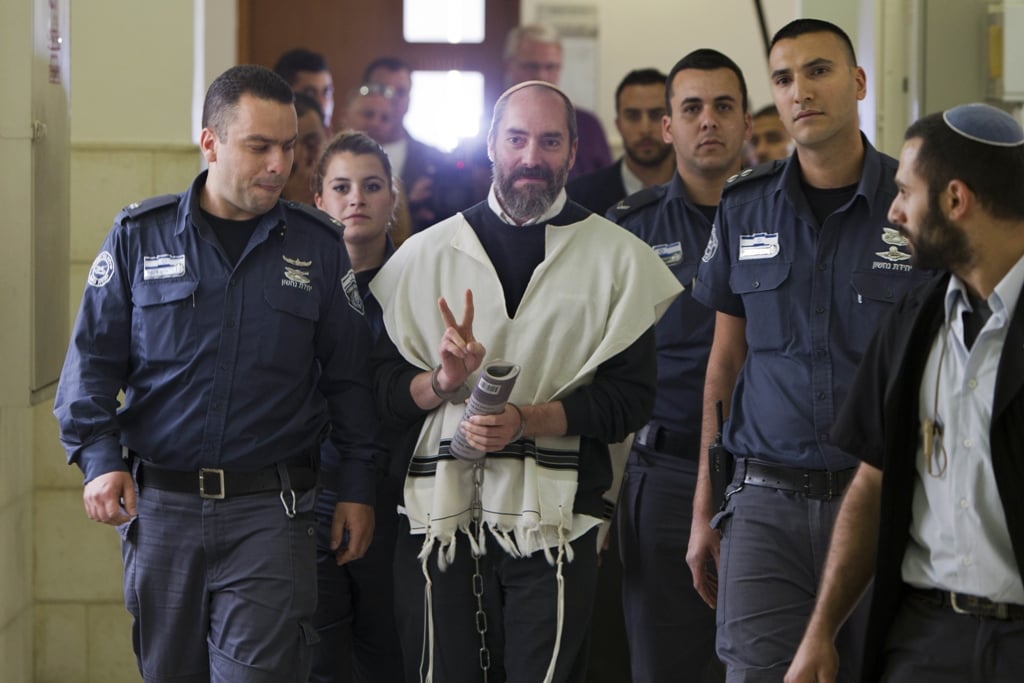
[{"xmin": 989, "ymin": 23, "xmax": 1003, "ymax": 80}]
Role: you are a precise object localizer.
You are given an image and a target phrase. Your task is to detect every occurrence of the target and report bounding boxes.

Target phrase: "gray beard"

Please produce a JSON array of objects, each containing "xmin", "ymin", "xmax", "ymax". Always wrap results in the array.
[{"xmin": 494, "ymin": 164, "xmax": 568, "ymax": 222}]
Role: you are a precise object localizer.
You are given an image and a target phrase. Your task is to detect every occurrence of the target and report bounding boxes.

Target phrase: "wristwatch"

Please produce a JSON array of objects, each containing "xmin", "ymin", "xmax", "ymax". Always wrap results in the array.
[{"xmin": 430, "ymin": 365, "xmax": 472, "ymax": 404}]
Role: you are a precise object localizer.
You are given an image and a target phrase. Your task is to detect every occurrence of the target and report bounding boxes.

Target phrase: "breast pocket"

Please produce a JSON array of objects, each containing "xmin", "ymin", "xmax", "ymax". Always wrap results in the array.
[
  {"xmin": 729, "ymin": 261, "xmax": 791, "ymax": 352},
  {"xmin": 132, "ymin": 279, "xmax": 199, "ymax": 364},
  {"xmin": 847, "ymin": 270, "xmax": 911, "ymax": 348},
  {"xmin": 259, "ymin": 280, "xmax": 321, "ymax": 370}
]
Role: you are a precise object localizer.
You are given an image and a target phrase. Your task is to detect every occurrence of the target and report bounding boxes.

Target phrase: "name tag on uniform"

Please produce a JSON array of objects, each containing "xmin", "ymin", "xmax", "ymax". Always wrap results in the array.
[
  {"xmin": 143, "ymin": 254, "xmax": 186, "ymax": 280},
  {"xmin": 653, "ymin": 241, "xmax": 683, "ymax": 266},
  {"xmin": 738, "ymin": 233, "xmax": 780, "ymax": 260}
]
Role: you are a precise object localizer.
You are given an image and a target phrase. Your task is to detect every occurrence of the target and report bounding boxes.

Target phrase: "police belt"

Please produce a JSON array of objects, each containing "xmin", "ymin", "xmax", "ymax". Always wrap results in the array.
[
  {"xmin": 635, "ymin": 423, "xmax": 699, "ymax": 460},
  {"xmin": 741, "ymin": 459, "xmax": 855, "ymax": 500},
  {"xmin": 137, "ymin": 454, "xmax": 318, "ymax": 499},
  {"xmin": 906, "ymin": 586, "xmax": 1024, "ymax": 621}
]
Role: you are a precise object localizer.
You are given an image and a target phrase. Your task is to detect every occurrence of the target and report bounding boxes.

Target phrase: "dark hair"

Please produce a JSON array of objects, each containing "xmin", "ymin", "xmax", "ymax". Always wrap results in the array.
[
  {"xmin": 614, "ymin": 68, "xmax": 668, "ymax": 112},
  {"xmin": 770, "ymin": 19, "xmax": 857, "ymax": 66},
  {"xmin": 202, "ymin": 64, "xmax": 294, "ymax": 139},
  {"xmin": 666, "ymin": 49, "xmax": 748, "ymax": 113},
  {"xmin": 362, "ymin": 57, "xmax": 412, "ymax": 83},
  {"xmin": 906, "ymin": 112, "xmax": 1024, "ymax": 221},
  {"xmin": 294, "ymin": 93, "xmax": 325, "ymax": 125},
  {"xmin": 489, "ymin": 82, "xmax": 578, "ymax": 147},
  {"xmin": 753, "ymin": 104, "xmax": 780, "ymax": 119},
  {"xmin": 273, "ymin": 48, "xmax": 330, "ymax": 86},
  {"xmin": 313, "ymin": 130, "xmax": 397, "ymax": 199}
]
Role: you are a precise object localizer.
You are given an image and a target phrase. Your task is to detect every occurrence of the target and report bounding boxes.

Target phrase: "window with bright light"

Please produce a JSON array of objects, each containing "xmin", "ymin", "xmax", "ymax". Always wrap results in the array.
[
  {"xmin": 404, "ymin": 0, "xmax": 485, "ymax": 44},
  {"xmin": 405, "ymin": 70, "xmax": 484, "ymax": 153}
]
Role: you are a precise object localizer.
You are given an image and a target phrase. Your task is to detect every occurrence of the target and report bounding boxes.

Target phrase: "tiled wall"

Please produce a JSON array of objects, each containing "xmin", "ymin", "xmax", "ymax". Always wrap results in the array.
[{"xmin": 30, "ymin": 144, "xmax": 199, "ymax": 683}]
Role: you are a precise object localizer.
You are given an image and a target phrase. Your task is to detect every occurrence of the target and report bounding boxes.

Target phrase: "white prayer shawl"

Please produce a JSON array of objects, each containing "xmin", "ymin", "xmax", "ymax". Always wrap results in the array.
[{"xmin": 371, "ymin": 210, "xmax": 681, "ymax": 565}]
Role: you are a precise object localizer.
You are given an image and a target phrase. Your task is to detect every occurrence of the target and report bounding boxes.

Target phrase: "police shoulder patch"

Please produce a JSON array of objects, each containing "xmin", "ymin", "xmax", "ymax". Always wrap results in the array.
[
  {"xmin": 722, "ymin": 160, "xmax": 785, "ymax": 193},
  {"xmin": 606, "ymin": 185, "xmax": 665, "ymax": 222},
  {"xmin": 115, "ymin": 194, "xmax": 179, "ymax": 224},
  {"xmin": 283, "ymin": 200, "xmax": 344, "ymax": 238},
  {"xmin": 341, "ymin": 269, "xmax": 365, "ymax": 315}
]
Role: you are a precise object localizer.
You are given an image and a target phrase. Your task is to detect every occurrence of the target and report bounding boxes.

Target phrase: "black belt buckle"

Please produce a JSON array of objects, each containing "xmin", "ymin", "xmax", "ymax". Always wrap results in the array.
[
  {"xmin": 806, "ymin": 469, "xmax": 835, "ymax": 500},
  {"xmin": 199, "ymin": 468, "xmax": 226, "ymax": 499}
]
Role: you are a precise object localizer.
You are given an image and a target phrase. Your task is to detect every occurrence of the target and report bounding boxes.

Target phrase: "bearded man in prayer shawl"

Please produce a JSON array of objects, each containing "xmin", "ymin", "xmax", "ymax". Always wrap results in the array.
[{"xmin": 369, "ymin": 80, "xmax": 681, "ymax": 683}]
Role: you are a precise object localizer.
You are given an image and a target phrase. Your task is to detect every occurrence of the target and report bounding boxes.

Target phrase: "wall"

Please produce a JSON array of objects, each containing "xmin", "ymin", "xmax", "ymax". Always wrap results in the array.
[{"xmin": 30, "ymin": 1, "xmax": 207, "ymax": 681}]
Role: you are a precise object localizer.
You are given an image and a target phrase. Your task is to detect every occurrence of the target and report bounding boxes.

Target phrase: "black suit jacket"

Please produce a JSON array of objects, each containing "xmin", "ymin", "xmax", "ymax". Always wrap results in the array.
[{"xmin": 565, "ymin": 159, "xmax": 627, "ymax": 216}]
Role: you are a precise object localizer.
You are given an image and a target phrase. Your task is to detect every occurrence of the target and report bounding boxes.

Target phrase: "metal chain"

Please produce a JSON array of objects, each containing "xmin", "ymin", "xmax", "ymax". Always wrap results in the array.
[{"xmin": 470, "ymin": 462, "xmax": 490, "ymax": 680}]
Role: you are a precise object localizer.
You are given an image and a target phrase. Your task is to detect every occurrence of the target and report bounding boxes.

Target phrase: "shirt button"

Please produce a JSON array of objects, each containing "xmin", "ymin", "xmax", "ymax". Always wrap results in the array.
[
  {"xmin": 226, "ymin": 320, "xmax": 235, "ymax": 328},
  {"xmin": 752, "ymin": 280, "xmax": 760, "ymax": 289},
  {"xmin": 817, "ymin": 391, "xmax": 826, "ymax": 400},
  {"xmin": 815, "ymin": 306, "xmax": 825, "ymax": 314},
  {"xmin": 819, "ymin": 432, "xmax": 829, "ymax": 442},
  {"xmin": 963, "ymin": 439, "xmax": 972, "ymax": 448},
  {"xmin": 960, "ymin": 498, "xmax": 969, "ymax": 509},
  {"xmin": 968, "ymin": 379, "xmax": 978, "ymax": 389},
  {"xmin": 219, "ymin": 363, "xmax": 229, "ymax": 371},
  {"xmin": 230, "ymin": 278, "xmax": 238, "ymax": 287},
  {"xmin": 962, "ymin": 555, "xmax": 973, "ymax": 567},
  {"xmin": 817, "ymin": 262, "xmax": 827, "ymax": 271}
]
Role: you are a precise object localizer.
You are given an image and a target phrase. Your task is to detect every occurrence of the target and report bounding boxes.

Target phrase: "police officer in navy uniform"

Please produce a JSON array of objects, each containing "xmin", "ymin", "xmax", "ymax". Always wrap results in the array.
[
  {"xmin": 54, "ymin": 64, "xmax": 379, "ymax": 682},
  {"xmin": 609, "ymin": 49, "xmax": 751, "ymax": 683},
  {"xmin": 688, "ymin": 20, "xmax": 933, "ymax": 682}
]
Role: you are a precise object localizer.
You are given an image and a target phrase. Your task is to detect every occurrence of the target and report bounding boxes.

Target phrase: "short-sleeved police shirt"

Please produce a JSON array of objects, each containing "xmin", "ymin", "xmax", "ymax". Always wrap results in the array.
[
  {"xmin": 611, "ymin": 172, "xmax": 715, "ymax": 449},
  {"xmin": 693, "ymin": 139, "xmax": 932, "ymax": 470}
]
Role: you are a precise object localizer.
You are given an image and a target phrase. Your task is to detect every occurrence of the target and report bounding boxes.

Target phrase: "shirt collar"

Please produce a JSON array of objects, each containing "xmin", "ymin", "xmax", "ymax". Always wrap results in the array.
[
  {"xmin": 619, "ymin": 159, "xmax": 644, "ymax": 197},
  {"xmin": 776, "ymin": 133, "xmax": 884, "ymax": 213},
  {"xmin": 182, "ymin": 169, "xmax": 286, "ymax": 238},
  {"xmin": 945, "ymin": 251, "xmax": 1024, "ymax": 326},
  {"xmin": 487, "ymin": 185, "xmax": 568, "ymax": 225}
]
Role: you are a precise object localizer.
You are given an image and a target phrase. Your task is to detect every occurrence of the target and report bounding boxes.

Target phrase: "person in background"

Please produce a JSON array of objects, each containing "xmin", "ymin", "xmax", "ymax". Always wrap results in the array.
[
  {"xmin": 567, "ymin": 68, "xmax": 674, "ymax": 216},
  {"xmin": 53, "ymin": 64, "xmax": 378, "ymax": 682},
  {"xmin": 748, "ymin": 104, "xmax": 792, "ymax": 165},
  {"xmin": 308, "ymin": 130, "xmax": 404, "ymax": 683},
  {"xmin": 609, "ymin": 48, "xmax": 752, "ymax": 683},
  {"xmin": 504, "ymin": 24, "xmax": 612, "ymax": 181},
  {"xmin": 786, "ymin": 103, "xmax": 1024, "ymax": 683},
  {"xmin": 363, "ymin": 57, "xmax": 469, "ymax": 232},
  {"xmin": 281, "ymin": 93, "xmax": 328, "ymax": 206},
  {"xmin": 275, "ymin": 47, "xmax": 335, "ymax": 130},
  {"xmin": 688, "ymin": 19, "xmax": 932, "ymax": 682}
]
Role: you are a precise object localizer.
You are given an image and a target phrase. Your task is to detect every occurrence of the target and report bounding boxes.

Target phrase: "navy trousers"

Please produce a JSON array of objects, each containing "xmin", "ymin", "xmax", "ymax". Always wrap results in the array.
[
  {"xmin": 309, "ymin": 478, "xmax": 404, "ymax": 683},
  {"xmin": 618, "ymin": 448, "xmax": 721, "ymax": 682},
  {"xmin": 120, "ymin": 485, "xmax": 318, "ymax": 682},
  {"xmin": 713, "ymin": 468, "xmax": 868, "ymax": 683}
]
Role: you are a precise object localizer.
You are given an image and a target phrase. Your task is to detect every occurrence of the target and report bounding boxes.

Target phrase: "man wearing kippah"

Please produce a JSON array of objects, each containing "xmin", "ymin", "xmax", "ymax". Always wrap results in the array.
[
  {"xmin": 786, "ymin": 103, "xmax": 1024, "ymax": 682},
  {"xmin": 371, "ymin": 80, "xmax": 680, "ymax": 682}
]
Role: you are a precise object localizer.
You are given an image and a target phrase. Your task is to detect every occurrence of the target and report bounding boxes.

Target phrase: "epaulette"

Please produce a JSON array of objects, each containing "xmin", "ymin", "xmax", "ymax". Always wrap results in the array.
[
  {"xmin": 722, "ymin": 159, "xmax": 785, "ymax": 193},
  {"xmin": 115, "ymin": 194, "xmax": 179, "ymax": 223},
  {"xmin": 282, "ymin": 200, "xmax": 344, "ymax": 239},
  {"xmin": 606, "ymin": 185, "xmax": 666, "ymax": 221}
]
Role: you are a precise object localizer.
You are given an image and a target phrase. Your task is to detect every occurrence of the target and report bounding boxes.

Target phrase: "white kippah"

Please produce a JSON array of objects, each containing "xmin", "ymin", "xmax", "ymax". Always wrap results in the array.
[{"xmin": 942, "ymin": 103, "xmax": 1024, "ymax": 147}]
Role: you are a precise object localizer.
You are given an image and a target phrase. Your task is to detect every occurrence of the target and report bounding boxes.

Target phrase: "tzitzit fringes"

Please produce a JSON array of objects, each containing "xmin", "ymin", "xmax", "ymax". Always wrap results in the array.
[
  {"xmin": 541, "ymin": 505, "xmax": 571, "ymax": 683},
  {"xmin": 418, "ymin": 517, "xmax": 436, "ymax": 683}
]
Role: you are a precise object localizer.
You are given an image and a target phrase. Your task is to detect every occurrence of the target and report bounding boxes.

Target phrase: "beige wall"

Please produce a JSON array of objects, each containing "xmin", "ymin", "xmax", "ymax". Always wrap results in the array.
[{"xmin": 27, "ymin": 1, "xmax": 202, "ymax": 681}]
